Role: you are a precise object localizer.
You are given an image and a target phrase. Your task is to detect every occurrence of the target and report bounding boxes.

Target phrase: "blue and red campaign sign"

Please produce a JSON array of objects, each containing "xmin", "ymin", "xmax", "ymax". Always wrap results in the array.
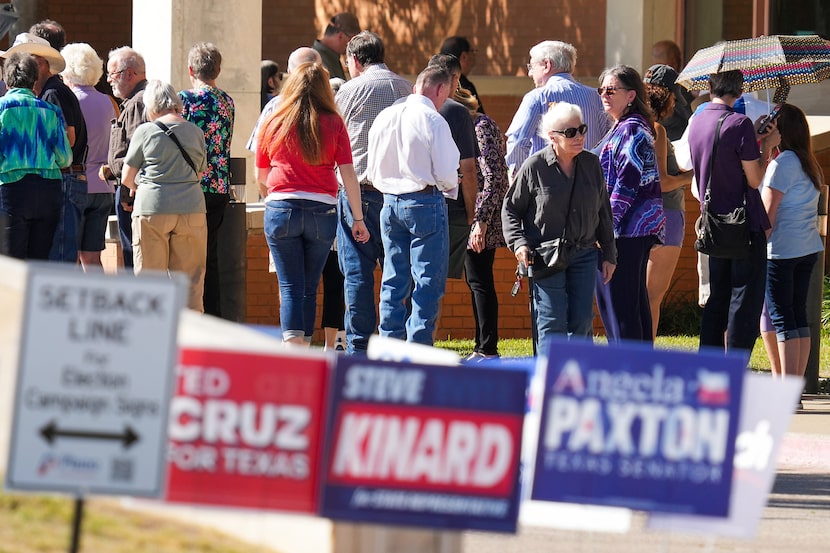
[
  {"xmin": 165, "ymin": 348, "xmax": 329, "ymax": 513},
  {"xmin": 531, "ymin": 340, "xmax": 745, "ymax": 516},
  {"xmin": 320, "ymin": 357, "xmax": 528, "ymax": 532}
]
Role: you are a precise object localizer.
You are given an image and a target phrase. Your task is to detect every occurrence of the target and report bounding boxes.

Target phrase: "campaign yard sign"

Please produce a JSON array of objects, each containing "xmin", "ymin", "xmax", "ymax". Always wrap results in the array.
[
  {"xmin": 165, "ymin": 348, "xmax": 329, "ymax": 513},
  {"xmin": 320, "ymin": 357, "xmax": 528, "ymax": 533},
  {"xmin": 531, "ymin": 340, "xmax": 745, "ymax": 517}
]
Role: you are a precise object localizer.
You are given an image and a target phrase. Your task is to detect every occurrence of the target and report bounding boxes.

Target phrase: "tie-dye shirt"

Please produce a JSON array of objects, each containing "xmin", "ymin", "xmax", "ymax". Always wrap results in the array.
[
  {"xmin": 595, "ymin": 112, "xmax": 665, "ymax": 240},
  {"xmin": 0, "ymin": 88, "xmax": 72, "ymax": 184},
  {"xmin": 179, "ymin": 85, "xmax": 234, "ymax": 194}
]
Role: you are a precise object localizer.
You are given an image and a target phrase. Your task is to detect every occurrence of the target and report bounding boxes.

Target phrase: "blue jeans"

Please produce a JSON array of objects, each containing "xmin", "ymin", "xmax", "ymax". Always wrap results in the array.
[
  {"xmin": 264, "ymin": 199, "xmax": 336, "ymax": 341},
  {"xmin": 379, "ymin": 189, "xmax": 448, "ymax": 346},
  {"xmin": 766, "ymin": 253, "xmax": 818, "ymax": 341},
  {"xmin": 534, "ymin": 247, "xmax": 598, "ymax": 349},
  {"xmin": 337, "ymin": 187, "xmax": 385, "ymax": 354},
  {"xmin": 0, "ymin": 175, "xmax": 62, "ymax": 259},
  {"xmin": 116, "ymin": 185, "xmax": 134, "ymax": 268},
  {"xmin": 700, "ymin": 231, "xmax": 767, "ymax": 354},
  {"xmin": 48, "ymin": 172, "xmax": 87, "ymax": 262}
]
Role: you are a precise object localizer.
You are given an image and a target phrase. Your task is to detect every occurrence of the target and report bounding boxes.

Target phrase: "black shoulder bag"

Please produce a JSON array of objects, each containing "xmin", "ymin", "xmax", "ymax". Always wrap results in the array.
[
  {"xmin": 694, "ymin": 112, "xmax": 750, "ymax": 259},
  {"xmin": 154, "ymin": 121, "xmax": 199, "ymax": 175}
]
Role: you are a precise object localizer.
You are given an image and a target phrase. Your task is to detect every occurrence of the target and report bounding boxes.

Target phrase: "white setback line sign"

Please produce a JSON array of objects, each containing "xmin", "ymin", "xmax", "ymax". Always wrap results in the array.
[{"xmin": 5, "ymin": 264, "xmax": 184, "ymax": 497}]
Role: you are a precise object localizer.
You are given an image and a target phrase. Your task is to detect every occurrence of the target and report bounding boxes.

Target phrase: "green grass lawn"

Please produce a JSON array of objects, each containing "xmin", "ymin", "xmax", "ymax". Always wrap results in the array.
[{"xmin": 436, "ymin": 335, "xmax": 830, "ymax": 378}]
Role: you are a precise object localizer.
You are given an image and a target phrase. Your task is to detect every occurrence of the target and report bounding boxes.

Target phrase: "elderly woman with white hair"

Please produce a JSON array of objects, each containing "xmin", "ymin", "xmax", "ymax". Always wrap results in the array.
[
  {"xmin": 122, "ymin": 79, "xmax": 208, "ymax": 311},
  {"xmin": 502, "ymin": 102, "xmax": 616, "ymax": 350},
  {"xmin": 61, "ymin": 42, "xmax": 118, "ymax": 270}
]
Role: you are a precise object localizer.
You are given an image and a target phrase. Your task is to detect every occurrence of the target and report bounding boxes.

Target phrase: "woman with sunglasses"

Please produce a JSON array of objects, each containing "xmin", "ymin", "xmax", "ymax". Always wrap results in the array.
[
  {"xmin": 593, "ymin": 65, "xmax": 665, "ymax": 343},
  {"xmin": 503, "ymin": 102, "xmax": 616, "ymax": 351}
]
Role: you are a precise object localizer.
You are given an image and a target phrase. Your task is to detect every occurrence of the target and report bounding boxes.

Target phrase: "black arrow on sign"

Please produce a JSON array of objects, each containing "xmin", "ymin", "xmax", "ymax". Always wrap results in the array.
[{"xmin": 40, "ymin": 420, "xmax": 140, "ymax": 449}]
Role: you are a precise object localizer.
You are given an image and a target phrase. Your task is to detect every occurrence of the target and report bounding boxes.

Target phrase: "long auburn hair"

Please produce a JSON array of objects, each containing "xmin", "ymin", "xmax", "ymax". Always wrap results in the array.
[
  {"xmin": 777, "ymin": 103, "xmax": 823, "ymax": 190},
  {"xmin": 259, "ymin": 62, "xmax": 338, "ymax": 165}
]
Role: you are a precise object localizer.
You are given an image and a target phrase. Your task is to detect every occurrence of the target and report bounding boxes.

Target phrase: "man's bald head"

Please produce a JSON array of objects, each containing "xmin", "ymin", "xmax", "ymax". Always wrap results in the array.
[{"xmin": 287, "ymin": 47, "xmax": 322, "ymax": 72}]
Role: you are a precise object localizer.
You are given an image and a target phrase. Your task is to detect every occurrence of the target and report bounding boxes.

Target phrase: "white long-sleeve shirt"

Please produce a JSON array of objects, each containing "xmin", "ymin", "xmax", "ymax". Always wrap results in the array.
[{"xmin": 367, "ymin": 94, "xmax": 460, "ymax": 194}]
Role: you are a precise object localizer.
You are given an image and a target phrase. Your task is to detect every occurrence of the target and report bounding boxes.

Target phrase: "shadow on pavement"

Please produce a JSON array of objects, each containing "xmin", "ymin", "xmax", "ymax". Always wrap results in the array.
[{"xmin": 767, "ymin": 472, "xmax": 830, "ymax": 509}]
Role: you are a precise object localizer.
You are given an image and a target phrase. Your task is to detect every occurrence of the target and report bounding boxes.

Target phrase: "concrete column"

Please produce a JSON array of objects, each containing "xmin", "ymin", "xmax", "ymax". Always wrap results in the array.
[
  {"xmin": 8, "ymin": 0, "xmax": 46, "ymax": 38},
  {"xmin": 605, "ymin": 0, "xmax": 678, "ymax": 73},
  {"xmin": 131, "ymin": 0, "xmax": 261, "ymax": 199}
]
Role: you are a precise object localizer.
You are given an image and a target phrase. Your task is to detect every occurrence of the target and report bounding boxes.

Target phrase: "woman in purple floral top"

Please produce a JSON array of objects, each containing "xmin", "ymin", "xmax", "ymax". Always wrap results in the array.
[
  {"xmin": 180, "ymin": 42, "xmax": 235, "ymax": 317},
  {"xmin": 457, "ymin": 89, "xmax": 509, "ymax": 359},
  {"xmin": 593, "ymin": 65, "xmax": 665, "ymax": 343}
]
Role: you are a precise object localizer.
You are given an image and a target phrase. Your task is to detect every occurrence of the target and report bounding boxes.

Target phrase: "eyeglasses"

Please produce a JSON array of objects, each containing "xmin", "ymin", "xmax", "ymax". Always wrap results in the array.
[
  {"xmin": 107, "ymin": 68, "xmax": 127, "ymax": 79},
  {"xmin": 526, "ymin": 61, "xmax": 541, "ymax": 72},
  {"xmin": 597, "ymin": 86, "xmax": 631, "ymax": 96},
  {"xmin": 552, "ymin": 124, "xmax": 588, "ymax": 138}
]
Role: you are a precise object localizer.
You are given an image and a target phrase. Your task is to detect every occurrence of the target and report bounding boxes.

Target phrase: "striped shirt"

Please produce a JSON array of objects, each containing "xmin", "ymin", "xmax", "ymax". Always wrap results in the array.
[
  {"xmin": 335, "ymin": 64, "xmax": 413, "ymax": 182},
  {"xmin": 505, "ymin": 73, "xmax": 609, "ymax": 176},
  {"xmin": 0, "ymin": 88, "xmax": 72, "ymax": 184}
]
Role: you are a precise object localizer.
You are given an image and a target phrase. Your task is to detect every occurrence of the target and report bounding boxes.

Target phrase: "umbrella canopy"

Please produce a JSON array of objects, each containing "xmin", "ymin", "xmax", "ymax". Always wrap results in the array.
[{"xmin": 676, "ymin": 35, "xmax": 830, "ymax": 101}]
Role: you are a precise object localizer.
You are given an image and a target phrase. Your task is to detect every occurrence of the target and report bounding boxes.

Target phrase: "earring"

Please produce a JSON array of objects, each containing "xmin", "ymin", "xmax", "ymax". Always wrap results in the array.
[{"xmin": 627, "ymin": 102, "xmax": 632, "ymax": 107}]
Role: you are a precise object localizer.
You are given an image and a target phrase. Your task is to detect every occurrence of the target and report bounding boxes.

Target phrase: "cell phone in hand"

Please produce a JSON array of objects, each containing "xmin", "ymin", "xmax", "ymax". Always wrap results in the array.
[{"xmin": 756, "ymin": 104, "xmax": 782, "ymax": 134}]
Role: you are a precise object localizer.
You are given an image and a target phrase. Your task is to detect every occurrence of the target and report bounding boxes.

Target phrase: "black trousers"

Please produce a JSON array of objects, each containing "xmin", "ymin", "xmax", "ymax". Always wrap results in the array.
[
  {"xmin": 464, "ymin": 248, "xmax": 499, "ymax": 355},
  {"xmin": 322, "ymin": 249, "xmax": 345, "ymax": 330},
  {"xmin": 203, "ymin": 192, "xmax": 230, "ymax": 317}
]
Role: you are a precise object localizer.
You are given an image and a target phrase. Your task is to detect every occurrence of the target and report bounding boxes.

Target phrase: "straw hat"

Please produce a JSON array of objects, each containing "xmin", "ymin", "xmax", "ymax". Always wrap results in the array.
[{"xmin": 0, "ymin": 33, "xmax": 66, "ymax": 74}]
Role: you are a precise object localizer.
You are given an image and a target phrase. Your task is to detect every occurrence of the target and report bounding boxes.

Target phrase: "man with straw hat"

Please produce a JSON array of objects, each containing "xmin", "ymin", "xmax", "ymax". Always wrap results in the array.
[{"xmin": 1, "ymin": 32, "xmax": 88, "ymax": 263}]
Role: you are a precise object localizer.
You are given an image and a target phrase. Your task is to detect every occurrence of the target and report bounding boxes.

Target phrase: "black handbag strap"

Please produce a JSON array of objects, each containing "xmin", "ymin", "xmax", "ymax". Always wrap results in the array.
[
  {"xmin": 154, "ymin": 121, "xmax": 199, "ymax": 176},
  {"xmin": 559, "ymin": 159, "xmax": 579, "ymax": 241},
  {"xmin": 702, "ymin": 112, "xmax": 731, "ymax": 206}
]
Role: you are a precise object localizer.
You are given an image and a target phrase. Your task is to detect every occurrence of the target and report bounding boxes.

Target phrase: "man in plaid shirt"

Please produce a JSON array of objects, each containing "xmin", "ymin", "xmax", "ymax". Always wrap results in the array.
[{"xmin": 334, "ymin": 31, "xmax": 413, "ymax": 354}]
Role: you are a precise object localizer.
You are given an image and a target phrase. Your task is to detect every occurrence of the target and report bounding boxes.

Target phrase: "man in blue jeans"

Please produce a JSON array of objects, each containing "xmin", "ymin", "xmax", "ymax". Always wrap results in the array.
[
  {"xmin": 335, "ymin": 31, "xmax": 413, "ymax": 353},
  {"xmin": 101, "ymin": 47, "xmax": 148, "ymax": 269},
  {"xmin": 687, "ymin": 70, "xmax": 780, "ymax": 355},
  {"xmin": 367, "ymin": 65, "xmax": 460, "ymax": 345}
]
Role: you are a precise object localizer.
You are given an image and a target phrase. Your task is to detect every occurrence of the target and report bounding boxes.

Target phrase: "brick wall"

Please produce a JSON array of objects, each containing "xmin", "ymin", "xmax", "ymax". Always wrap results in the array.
[
  {"xmin": 262, "ymin": 0, "xmax": 608, "ymax": 79},
  {"xmin": 2, "ymin": 0, "xmax": 132, "ymax": 58}
]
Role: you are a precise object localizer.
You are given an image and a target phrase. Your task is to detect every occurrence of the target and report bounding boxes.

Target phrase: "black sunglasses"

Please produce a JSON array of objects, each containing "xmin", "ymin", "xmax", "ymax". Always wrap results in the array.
[{"xmin": 552, "ymin": 124, "xmax": 588, "ymax": 138}]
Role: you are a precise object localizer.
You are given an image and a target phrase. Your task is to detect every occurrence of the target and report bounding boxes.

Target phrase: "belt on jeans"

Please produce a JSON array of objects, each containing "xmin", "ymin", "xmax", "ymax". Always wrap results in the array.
[
  {"xmin": 60, "ymin": 164, "xmax": 86, "ymax": 174},
  {"xmin": 360, "ymin": 180, "xmax": 378, "ymax": 193}
]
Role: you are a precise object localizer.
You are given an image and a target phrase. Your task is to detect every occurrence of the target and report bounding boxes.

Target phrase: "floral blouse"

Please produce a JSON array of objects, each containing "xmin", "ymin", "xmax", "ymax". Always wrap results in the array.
[
  {"xmin": 470, "ymin": 113, "xmax": 509, "ymax": 250},
  {"xmin": 179, "ymin": 85, "xmax": 235, "ymax": 194}
]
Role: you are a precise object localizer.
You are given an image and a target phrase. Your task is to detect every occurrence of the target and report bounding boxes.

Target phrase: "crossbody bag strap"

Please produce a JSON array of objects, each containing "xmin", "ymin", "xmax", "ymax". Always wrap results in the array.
[
  {"xmin": 154, "ymin": 121, "xmax": 199, "ymax": 176},
  {"xmin": 560, "ymin": 158, "xmax": 579, "ymax": 241},
  {"xmin": 702, "ymin": 112, "xmax": 731, "ymax": 210}
]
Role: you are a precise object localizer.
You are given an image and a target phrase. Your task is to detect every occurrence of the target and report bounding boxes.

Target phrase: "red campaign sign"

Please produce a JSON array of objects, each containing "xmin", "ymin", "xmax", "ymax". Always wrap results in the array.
[
  {"xmin": 327, "ymin": 403, "xmax": 522, "ymax": 497},
  {"xmin": 165, "ymin": 348, "xmax": 329, "ymax": 513}
]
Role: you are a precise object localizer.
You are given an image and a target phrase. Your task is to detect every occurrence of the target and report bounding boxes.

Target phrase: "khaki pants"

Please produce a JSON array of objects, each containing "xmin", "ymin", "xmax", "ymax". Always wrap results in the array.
[{"xmin": 133, "ymin": 213, "xmax": 207, "ymax": 312}]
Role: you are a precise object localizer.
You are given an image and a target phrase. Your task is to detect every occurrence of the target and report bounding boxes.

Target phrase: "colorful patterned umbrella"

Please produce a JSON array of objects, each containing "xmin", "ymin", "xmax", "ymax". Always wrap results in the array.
[{"xmin": 676, "ymin": 35, "xmax": 830, "ymax": 102}]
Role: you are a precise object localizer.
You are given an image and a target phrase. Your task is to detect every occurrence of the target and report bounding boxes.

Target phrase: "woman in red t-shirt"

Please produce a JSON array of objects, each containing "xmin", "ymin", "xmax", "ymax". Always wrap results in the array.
[{"xmin": 256, "ymin": 62, "xmax": 368, "ymax": 346}]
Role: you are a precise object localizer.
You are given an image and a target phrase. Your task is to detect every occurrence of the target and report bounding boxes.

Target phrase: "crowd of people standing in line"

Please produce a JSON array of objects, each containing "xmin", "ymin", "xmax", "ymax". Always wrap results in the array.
[
  {"xmin": 0, "ymin": 16, "xmax": 823, "ymax": 382},
  {"xmin": 0, "ymin": 19, "xmax": 234, "ymax": 315}
]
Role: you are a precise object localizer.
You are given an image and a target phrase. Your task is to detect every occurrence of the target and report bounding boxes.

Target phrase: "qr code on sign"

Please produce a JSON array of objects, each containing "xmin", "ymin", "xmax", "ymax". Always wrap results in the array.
[{"xmin": 111, "ymin": 458, "xmax": 134, "ymax": 482}]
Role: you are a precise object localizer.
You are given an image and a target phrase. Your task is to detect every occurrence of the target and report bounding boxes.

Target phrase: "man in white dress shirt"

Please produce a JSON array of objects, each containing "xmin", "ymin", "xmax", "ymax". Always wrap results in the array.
[{"xmin": 367, "ymin": 65, "xmax": 461, "ymax": 345}]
